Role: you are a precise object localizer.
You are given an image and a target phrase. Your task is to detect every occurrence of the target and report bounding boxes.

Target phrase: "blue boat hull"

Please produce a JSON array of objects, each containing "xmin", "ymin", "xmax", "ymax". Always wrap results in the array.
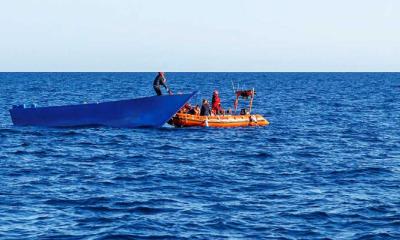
[{"xmin": 10, "ymin": 93, "xmax": 196, "ymax": 128}]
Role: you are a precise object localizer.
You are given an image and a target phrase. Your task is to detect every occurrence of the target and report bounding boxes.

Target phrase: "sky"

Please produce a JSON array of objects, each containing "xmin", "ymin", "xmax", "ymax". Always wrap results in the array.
[{"xmin": 0, "ymin": 0, "xmax": 399, "ymax": 72}]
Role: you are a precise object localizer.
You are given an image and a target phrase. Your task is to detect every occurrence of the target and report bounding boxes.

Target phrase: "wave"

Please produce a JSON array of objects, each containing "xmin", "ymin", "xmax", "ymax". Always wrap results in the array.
[
  {"xmin": 154, "ymin": 144, "xmax": 181, "ymax": 150},
  {"xmin": 128, "ymin": 206, "xmax": 178, "ymax": 215},
  {"xmin": 95, "ymin": 234, "xmax": 184, "ymax": 240},
  {"xmin": 355, "ymin": 232, "xmax": 396, "ymax": 240},
  {"xmin": 328, "ymin": 167, "xmax": 393, "ymax": 177}
]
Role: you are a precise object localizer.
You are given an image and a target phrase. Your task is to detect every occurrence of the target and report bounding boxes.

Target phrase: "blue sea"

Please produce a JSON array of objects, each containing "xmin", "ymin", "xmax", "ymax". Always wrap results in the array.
[{"xmin": 0, "ymin": 73, "xmax": 399, "ymax": 239}]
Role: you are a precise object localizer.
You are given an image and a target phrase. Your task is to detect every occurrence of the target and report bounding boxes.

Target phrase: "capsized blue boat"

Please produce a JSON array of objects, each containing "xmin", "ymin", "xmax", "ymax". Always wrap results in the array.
[{"xmin": 9, "ymin": 92, "xmax": 196, "ymax": 128}]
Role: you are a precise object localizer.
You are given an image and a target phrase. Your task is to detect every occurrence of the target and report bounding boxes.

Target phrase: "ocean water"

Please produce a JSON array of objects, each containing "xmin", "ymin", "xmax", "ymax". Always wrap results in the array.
[{"xmin": 0, "ymin": 72, "xmax": 399, "ymax": 239}]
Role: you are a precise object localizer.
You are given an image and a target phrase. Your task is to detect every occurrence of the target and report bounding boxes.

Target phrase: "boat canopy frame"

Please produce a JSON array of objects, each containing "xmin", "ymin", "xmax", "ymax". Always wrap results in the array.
[{"xmin": 233, "ymin": 88, "xmax": 255, "ymax": 114}]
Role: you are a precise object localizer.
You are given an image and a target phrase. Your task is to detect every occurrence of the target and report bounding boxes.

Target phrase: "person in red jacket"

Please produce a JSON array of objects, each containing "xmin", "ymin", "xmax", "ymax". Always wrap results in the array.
[{"xmin": 211, "ymin": 90, "xmax": 223, "ymax": 114}]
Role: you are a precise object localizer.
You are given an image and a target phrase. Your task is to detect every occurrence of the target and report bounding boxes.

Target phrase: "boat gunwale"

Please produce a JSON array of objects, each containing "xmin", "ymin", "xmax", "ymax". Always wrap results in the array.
[
  {"xmin": 10, "ymin": 92, "xmax": 197, "ymax": 112},
  {"xmin": 171, "ymin": 113, "xmax": 269, "ymax": 127}
]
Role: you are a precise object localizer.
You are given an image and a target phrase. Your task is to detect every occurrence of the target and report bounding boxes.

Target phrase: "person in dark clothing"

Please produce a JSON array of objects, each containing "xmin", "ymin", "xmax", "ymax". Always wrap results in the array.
[
  {"xmin": 153, "ymin": 72, "xmax": 172, "ymax": 96},
  {"xmin": 200, "ymin": 99, "xmax": 211, "ymax": 116},
  {"xmin": 187, "ymin": 105, "xmax": 200, "ymax": 115}
]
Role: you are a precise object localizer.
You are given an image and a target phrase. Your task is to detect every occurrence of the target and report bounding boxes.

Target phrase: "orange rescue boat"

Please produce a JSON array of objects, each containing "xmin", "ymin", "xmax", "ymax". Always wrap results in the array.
[{"xmin": 169, "ymin": 89, "xmax": 270, "ymax": 128}]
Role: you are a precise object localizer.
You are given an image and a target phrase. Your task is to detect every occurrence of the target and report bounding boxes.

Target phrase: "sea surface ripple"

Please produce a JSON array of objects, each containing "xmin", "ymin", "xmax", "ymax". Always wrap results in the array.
[{"xmin": 0, "ymin": 73, "xmax": 399, "ymax": 239}]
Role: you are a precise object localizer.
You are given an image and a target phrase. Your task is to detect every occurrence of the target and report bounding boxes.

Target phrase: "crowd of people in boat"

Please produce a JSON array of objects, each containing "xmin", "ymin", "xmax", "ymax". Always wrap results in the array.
[{"xmin": 178, "ymin": 90, "xmax": 234, "ymax": 116}]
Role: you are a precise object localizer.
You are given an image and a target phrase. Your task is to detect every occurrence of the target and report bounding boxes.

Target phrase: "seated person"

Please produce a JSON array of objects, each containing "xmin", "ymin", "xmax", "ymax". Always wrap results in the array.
[
  {"xmin": 181, "ymin": 103, "xmax": 192, "ymax": 113},
  {"xmin": 194, "ymin": 105, "xmax": 200, "ymax": 115},
  {"xmin": 188, "ymin": 105, "xmax": 200, "ymax": 115},
  {"xmin": 240, "ymin": 108, "xmax": 249, "ymax": 115},
  {"xmin": 177, "ymin": 103, "xmax": 192, "ymax": 113}
]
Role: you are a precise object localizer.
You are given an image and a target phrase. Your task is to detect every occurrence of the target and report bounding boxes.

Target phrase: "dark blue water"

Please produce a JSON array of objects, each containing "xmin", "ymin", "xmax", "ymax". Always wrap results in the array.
[{"xmin": 0, "ymin": 73, "xmax": 399, "ymax": 239}]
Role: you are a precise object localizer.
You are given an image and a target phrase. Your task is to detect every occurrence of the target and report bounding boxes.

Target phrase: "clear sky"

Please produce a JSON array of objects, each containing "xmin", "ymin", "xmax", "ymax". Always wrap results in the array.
[{"xmin": 0, "ymin": 0, "xmax": 399, "ymax": 72}]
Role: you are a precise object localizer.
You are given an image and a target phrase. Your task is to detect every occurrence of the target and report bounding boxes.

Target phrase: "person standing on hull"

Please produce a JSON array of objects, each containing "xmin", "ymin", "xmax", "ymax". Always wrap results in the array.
[{"xmin": 153, "ymin": 72, "xmax": 172, "ymax": 96}]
